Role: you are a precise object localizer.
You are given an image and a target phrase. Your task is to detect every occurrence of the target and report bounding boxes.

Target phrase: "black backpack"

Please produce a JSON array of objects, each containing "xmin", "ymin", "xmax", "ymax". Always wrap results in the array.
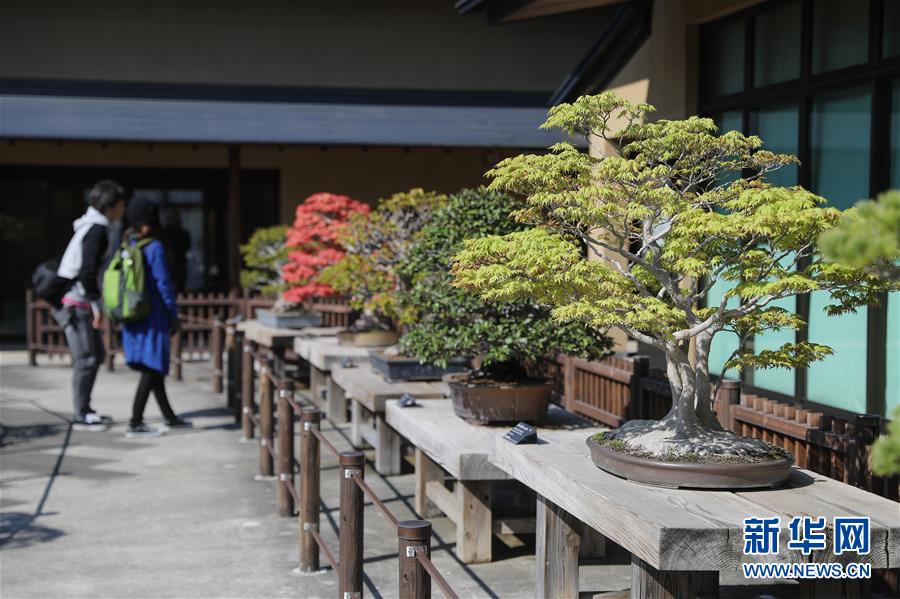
[{"xmin": 31, "ymin": 259, "xmax": 71, "ymax": 306}]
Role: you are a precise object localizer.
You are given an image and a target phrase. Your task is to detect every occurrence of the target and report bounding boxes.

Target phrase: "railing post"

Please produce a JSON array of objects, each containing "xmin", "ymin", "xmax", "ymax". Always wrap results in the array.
[
  {"xmin": 277, "ymin": 380, "xmax": 296, "ymax": 517},
  {"xmin": 259, "ymin": 352, "xmax": 275, "ymax": 477},
  {"xmin": 398, "ymin": 520, "xmax": 432, "ymax": 599},
  {"xmin": 716, "ymin": 379, "xmax": 741, "ymax": 431},
  {"xmin": 299, "ymin": 408, "xmax": 321, "ymax": 572},
  {"xmin": 229, "ymin": 329, "xmax": 243, "ymax": 422},
  {"xmin": 171, "ymin": 329, "xmax": 183, "ymax": 381},
  {"xmin": 241, "ymin": 340, "xmax": 256, "ymax": 440},
  {"xmin": 25, "ymin": 289, "xmax": 37, "ymax": 366},
  {"xmin": 339, "ymin": 451, "xmax": 365, "ymax": 599},
  {"xmin": 212, "ymin": 318, "xmax": 224, "ymax": 394}
]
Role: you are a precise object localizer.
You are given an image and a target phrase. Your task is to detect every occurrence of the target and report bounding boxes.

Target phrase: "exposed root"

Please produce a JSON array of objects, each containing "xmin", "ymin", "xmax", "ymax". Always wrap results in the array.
[{"xmin": 594, "ymin": 419, "xmax": 793, "ymax": 464}]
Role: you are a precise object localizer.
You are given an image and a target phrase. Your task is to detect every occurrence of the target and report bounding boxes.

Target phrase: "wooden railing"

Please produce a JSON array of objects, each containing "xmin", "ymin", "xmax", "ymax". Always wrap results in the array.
[{"xmin": 24, "ymin": 290, "xmax": 352, "ymax": 367}]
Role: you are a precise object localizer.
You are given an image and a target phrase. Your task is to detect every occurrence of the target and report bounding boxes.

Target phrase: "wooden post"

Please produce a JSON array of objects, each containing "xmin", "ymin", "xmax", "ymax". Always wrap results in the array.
[
  {"xmin": 25, "ymin": 290, "xmax": 37, "ymax": 366},
  {"xmin": 277, "ymin": 380, "xmax": 295, "ymax": 517},
  {"xmin": 241, "ymin": 340, "xmax": 256, "ymax": 440},
  {"xmin": 414, "ymin": 449, "xmax": 442, "ymax": 519},
  {"xmin": 299, "ymin": 408, "xmax": 321, "ymax": 572},
  {"xmin": 212, "ymin": 319, "xmax": 224, "ymax": 394},
  {"xmin": 171, "ymin": 330, "xmax": 183, "ymax": 381},
  {"xmin": 229, "ymin": 329, "xmax": 243, "ymax": 422},
  {"xmin": 258, "ymin": 353, "xmax": 275, "ymax": 478},
  {"xmin": 536, "ymin": 494, "xmax": 580, "ymax": 599},
  {"xmin": 716, "ymin": 379, "xmax": 741, "ymax": 431},
  {"xmin": 327, "ymin": 375, "xmax": 349, "ymax": 424},
  {"xmin": 630, "ymin": 556, "xmax": 718, "ymax": 599},
  {"xmin": 398, "ymin": 520, "xmax": 432, "ymax": 599},
  {"xmin": 629, "ymin": 355, "xmax": 650, "ymax": 420},
  {"xmin": 458, "ymin": 480, "xmax": 492, "ymax": 564},
  {"xmin": 339, "ymin": 451, "xmax": 365, "ymax": 599}
]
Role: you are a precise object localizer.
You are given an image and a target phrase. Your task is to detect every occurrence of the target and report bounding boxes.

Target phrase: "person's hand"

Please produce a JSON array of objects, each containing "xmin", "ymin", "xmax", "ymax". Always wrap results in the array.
[{"xmin": 91, "ymin": 309, "xmax": 103, "ymax": 330}]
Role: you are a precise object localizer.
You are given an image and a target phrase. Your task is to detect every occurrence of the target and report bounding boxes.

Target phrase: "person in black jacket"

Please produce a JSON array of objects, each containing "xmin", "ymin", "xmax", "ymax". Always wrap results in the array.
[{"xmin": 54, "ymin": 180, "xmax": 126, "ymax": 430}]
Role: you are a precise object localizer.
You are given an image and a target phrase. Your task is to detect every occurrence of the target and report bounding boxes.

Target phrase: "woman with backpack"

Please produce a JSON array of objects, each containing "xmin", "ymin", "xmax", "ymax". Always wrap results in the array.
[{"xmin": 120, "ymin": 197, "xmax": 189, "ymax": 437}]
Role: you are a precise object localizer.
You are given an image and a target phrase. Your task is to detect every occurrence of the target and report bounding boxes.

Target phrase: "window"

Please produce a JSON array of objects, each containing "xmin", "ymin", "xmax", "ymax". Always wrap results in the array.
[
  {"xmin": 700, "ymin": 1, "xmax": 899, "ymax": 415},
  {"xmin": 747, "ymin": 104, "xmax": 800, "ymax": 396},
  {"xmin": 806, "ymin": 88, "xmax": 871, "ymax": 412},
  {"xmin": 754, "ymin": 0, "xmax": 801, "ymax": 87},
  {"xmin": 812, "ymin": 0, "xmax": 869, "ymax": 73},
  {"xmin": 703, "ymin": 18, "xmax": 745, "ymax": 97}
]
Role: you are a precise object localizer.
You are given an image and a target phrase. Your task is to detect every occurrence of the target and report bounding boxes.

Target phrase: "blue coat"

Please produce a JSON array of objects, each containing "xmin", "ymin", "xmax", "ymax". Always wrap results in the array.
[{"xmin": 121, "ymin": 239, "xmax": 178, "ymax": 375}]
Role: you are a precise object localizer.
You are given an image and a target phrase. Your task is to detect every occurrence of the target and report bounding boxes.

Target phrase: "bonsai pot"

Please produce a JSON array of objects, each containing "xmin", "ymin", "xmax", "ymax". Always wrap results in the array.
[
  {"xmin": 585, "ymin": 436, "xmax": 793, "ymax": 489},
  {"xmin": 336, "ymin": 329, "xmax": 400, "ymax": 347},
  {"xmin": 369, "ymin": 351, "xmax": 470, "ymax": 382},
  {"xmin": 256, "ymin": 309, "xmax": 322, "ymax": 329},
  {"xmin": 446, "ymin": 373, "xmax": 552, "ymax": 424}
]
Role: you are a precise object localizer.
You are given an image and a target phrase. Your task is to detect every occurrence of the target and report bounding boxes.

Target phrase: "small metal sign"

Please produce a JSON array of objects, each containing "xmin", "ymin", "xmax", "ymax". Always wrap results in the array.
[
  {"xmin": 340, "ymin": 357, "xmax": 356, "ymax": 368},
  {"xmin": 504, "ymin": 422, "xmax": 537, "ymax": 445},
  {"xmin": 397, "ymin": 393, "xmax": 417, "ymax": 408}
]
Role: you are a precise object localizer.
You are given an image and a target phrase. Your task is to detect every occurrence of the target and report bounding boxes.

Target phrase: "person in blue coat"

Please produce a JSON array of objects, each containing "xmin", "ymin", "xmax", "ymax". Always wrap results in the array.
[{"xmin": 122, "ymin": 197, "xmax": 189, "ymax": 437}]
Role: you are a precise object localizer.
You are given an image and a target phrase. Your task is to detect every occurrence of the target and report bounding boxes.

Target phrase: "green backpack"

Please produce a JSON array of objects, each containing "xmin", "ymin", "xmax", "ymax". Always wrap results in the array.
[{"xmin": 103, "ymin": 237, "xmax": 154, "ymax": 323}]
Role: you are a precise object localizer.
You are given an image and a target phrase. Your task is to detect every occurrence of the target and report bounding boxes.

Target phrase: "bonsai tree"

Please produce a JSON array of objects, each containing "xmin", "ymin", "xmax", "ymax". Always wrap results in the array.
[
  {"xmin": 452, "ymin": 93, "xmax": 887, "ymax": 461},
  {"xmin": 240, "ymin": 225, "xmax": 289, "ymax": 298},
  {"xmin": 399, "ymin": 187, "xmax": 610, "ymax": 379},
  {"xmin": 282, "ymin": 192, "xmax": 370, "ymax": 305},
  {"xmin": 820, "ymin": 190, "xmax": 900, "ymax": 282},
  {"xmin": 319, "ymin": 189, "xmax": 446, "ymax": 331}
]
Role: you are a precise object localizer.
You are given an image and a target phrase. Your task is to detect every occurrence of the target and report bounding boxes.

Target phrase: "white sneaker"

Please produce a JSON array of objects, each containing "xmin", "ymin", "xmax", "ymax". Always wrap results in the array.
[
  {"xmin": 72, "ymin": 412, "xmax": 109, "ymax": 431},
  {"xmin": 126, "ymin": 423, "xmax": 165, "ymax": 438}
]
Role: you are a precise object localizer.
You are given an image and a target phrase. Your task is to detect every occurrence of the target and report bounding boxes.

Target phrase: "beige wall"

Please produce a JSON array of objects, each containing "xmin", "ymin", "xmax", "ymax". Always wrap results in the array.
[
  {"xmin": 1, "ymin": 0, "xmax": 612, "ymax": 93},
  {"xmin": 0, "ymin": 139, "xmax": 520, "ymax": 221}
]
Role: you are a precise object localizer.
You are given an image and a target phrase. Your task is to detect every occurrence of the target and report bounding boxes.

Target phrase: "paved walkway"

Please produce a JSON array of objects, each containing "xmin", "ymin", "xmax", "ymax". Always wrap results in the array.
[{"xmin": 2, "ymin": 351, "xmax": 809, "ymax": 598}]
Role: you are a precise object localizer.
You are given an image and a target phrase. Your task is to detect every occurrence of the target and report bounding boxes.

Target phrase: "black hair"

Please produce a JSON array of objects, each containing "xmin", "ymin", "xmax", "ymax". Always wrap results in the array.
[{"xmin": 88, "ymin": 180, "xmax": 126, "ymax": 212}]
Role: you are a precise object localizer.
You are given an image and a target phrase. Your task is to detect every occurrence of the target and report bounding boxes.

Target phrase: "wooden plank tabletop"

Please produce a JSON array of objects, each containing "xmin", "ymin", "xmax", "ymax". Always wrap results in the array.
[
  {"xmin": 293, "ymin": 336, "xmax": 374, "ymax": 370},
  {"xmin": 489, "ymin": 428, "xmax": 900, "ymax": 571},
  {"xmin": 331, "ymin": 364, "xmax": 447, "ymax": 412},
  {"xmin": 385, "ymin": 399, "xmax": 597, "ymax": 482},
  {"xmin": 236, "ymin": 321, "xmax": 343, "ymax": 349}
]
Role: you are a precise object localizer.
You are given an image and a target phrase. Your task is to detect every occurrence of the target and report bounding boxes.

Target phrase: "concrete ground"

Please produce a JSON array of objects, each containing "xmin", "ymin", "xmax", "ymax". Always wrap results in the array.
[{"xmin": 1, "ymin": 351, "xmax": 809, "ymax": 598}]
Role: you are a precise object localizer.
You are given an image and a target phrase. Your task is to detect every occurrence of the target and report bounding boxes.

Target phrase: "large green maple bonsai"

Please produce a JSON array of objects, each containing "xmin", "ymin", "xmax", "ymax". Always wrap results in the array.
[{"xmin": 453, "ymin": 92, "xmax": 886, "ymax": 461}]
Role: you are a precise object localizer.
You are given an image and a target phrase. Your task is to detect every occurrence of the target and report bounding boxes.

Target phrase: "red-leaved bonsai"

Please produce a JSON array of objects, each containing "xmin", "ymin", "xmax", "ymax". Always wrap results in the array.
[{"xmin": 282, "ymin": 193, "xmax": 370, "ymax": 305}]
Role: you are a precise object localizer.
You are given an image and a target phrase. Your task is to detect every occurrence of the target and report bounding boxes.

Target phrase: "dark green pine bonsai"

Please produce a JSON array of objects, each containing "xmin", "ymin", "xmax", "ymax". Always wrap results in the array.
[
  {"xmin": 240, "ymin": 225, "xmax": 289, "ymax": 299},
  {"xmin": 398, "ymin": 187, "xmax": 611, "ymax": 381}
]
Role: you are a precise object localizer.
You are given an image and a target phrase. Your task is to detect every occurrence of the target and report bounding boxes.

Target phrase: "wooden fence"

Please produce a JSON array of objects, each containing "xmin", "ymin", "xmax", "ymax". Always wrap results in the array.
[{"xmin": 24, "ymin": 290, "xmax": 353, "ymax": 367}]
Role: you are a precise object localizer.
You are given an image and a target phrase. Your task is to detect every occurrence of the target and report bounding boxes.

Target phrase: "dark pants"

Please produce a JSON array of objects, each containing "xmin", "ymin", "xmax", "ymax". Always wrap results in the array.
[
  {"xmin": 53, "ymin": 305, "xmax": 105, "ymax": 418},
  {"xmin": 131, "ymin": 365, "xmax": 177, "ymax": 427}
]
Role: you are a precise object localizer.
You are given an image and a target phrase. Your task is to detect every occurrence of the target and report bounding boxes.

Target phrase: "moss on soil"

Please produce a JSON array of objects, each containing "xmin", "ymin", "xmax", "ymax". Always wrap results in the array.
[{"xmin": 589, "ymin": 431, "xmax": 791, "ymax": 465}]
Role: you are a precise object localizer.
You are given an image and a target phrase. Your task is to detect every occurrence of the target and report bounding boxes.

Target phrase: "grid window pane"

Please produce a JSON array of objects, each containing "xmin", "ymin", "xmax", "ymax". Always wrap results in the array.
[
  {"xmin": 884, "ymin": 0, "xmax": 900, "ymax": 58},
  {"xmin": 807, "ymin": 88, "xmax": 871, "ymax": 412},
  {"xmin": 703, "ymin": 19, "xmax": 745, "ymax": 97},
  {"xmin": 754, "ymin": 0, "xmax": 801, "ymax": 86},
  {"xmin": 812, "ymin": 0, "xmax": 869, "ymax": 73}
]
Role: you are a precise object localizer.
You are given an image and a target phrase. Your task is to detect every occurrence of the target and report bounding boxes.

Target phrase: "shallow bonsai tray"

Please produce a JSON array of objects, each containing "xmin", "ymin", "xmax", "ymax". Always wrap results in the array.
[
  {"xmin": 337, "ymin": 329, "xmax": 400, "ymax": 347},
  {"xmin": 585, "ymin": 436, "xmax": 793, "ymax": 489},
  {"xmin": 369, "ymin": 351, "xmax": 469, "ymax": 382},
  {"xmin": 256, "ymin": 309, "xmax": 322, "ymax": 329},
  {"xmin": 447, "ymin": 374, "xmax": 552, "ymax": 424}
]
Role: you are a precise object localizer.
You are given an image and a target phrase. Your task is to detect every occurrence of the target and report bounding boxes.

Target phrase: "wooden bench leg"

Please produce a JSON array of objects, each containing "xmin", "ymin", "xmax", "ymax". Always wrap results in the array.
[
  {"xmin": 630, "ymin": 556, "xmax": 718, "ymax": 599},
  {"xmin": 415, "ymin": 449, "xmax": 442, "ymax": 518},
  {"xmin": 309, "ymin": 366, "xmax": 326, "ymax": 407},
  {"xmin": 536, "ymin": 494, "xmax": 580, "ymax": 599},
  {"xmin": 373, "ymin": 414, "xmax": 401, "ymax": 476},
  {"xmin": 458, "ymin": 480, "xmax": 492, "ymax": 564},
  {"xmin": 579, "ymin": 523, "xmax": 606, "ymax": 559},
  {"xmin": 350, "ymin": 399, "xmax": 364, "ymax": 447},
  {"xmin": 326, "ymin": 375, "xmax": 348, "ymax": 423}
]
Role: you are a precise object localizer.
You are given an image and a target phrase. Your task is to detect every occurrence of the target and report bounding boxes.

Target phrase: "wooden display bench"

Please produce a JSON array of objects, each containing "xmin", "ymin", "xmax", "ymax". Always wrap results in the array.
[
  {"xmin": 386, "ymin": 399, "xmax": 603, "ymax": 564},
  {"xmin": 331, "ymin": 363, "xmax": 447, "ymax": 475},
  {"xmin": 489, "ymin": 428, "xmax": 900, "ymax": 599},
  {"xmin": 293, "ymin": 335, "xmax": 373, "ymax": 423}
]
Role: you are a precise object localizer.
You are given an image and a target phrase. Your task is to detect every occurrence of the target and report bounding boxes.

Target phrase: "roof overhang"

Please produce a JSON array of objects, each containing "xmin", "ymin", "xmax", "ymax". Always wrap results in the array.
[{"xmin": 0, "ymin": 94, "xmax": 580, "ymax": 148}]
